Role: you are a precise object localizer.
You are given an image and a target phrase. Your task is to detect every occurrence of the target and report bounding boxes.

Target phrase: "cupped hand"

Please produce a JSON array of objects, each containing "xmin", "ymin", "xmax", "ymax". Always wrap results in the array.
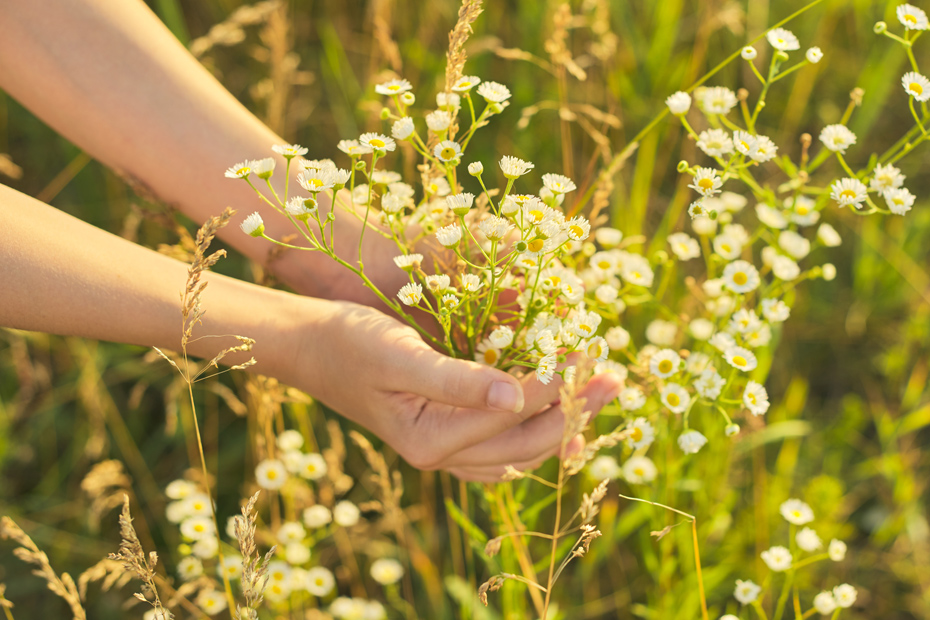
[{"xmin": 280, "ymin": 299, "xmax": 623, "ymax": 482}]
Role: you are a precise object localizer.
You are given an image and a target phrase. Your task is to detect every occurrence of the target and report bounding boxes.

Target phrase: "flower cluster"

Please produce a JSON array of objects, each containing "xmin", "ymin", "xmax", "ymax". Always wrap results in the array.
[{"xmin": 732, "ymin": 499, "xmax": 853, "ymax": 617}]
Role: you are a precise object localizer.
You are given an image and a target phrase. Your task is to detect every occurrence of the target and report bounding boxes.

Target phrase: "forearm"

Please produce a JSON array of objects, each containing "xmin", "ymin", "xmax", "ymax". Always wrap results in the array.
[
  {"xmin": 0, "ymin": 183, "xmax": 315, "ymax": 379},
  {"xmin": 0, "ymin": 0, "xmax": 390, "ymax": 302}
]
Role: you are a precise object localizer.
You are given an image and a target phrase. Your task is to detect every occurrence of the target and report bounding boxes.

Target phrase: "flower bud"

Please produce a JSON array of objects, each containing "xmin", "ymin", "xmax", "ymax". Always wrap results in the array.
[
  {"xmin": 380, "ymin": 107, "xmax": 391, "ymax": 120},
  {"xmin": 741, "ymin": 46, "xmax": 757, "ymax": 60},
  {"xmin": 468, "ymin": 161, "xmax": 484, "ymax": 176},
  {"xmin": 400, "ymin": 92, "xmax": 415, "ymax": 105},
  {"xmin": 874, "ymin": 21, "xmax": 887, "ymax": 34}
]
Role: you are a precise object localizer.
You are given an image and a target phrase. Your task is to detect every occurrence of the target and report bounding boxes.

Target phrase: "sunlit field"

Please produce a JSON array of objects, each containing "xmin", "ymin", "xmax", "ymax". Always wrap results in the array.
[{"xmin": 2, "ymin": 1, "xmax": 930, "ymax": 619}]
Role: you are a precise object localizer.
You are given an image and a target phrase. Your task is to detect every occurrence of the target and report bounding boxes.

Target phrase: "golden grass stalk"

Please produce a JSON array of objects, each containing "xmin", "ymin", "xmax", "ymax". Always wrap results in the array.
[
  {"xmin": 107, "ymin": 496, "xmax": 173, "ymax": 618},
  {"xmin": 0, "ymin": 516, "xmax": 86, "ymax": 619},
  {"xmin": 233, "ymin": 491, "xmax": 275, "ymax": 619}
]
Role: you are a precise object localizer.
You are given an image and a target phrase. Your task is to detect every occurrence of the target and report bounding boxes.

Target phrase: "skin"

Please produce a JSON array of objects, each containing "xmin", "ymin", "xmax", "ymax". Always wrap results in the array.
[{"xmin": 0, "ymin": 0, "xmax": 623, "ymax": 480}]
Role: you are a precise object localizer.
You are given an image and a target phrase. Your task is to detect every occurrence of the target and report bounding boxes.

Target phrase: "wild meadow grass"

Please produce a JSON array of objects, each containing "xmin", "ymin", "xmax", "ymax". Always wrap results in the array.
[{"xmin": 1, "ymin": 0, "xmax": 930, "ymax": 618}]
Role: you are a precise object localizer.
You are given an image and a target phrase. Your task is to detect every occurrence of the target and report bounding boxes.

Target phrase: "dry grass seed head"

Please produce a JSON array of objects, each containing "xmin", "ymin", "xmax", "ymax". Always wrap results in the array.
[
  {"xmin": 0, "ymin": 516, "xmax": 87, "ymax": 619},
  {"xmin": 81, "ymin": 459, "xmax": 132, "ymax": 533},
  {"xmin": 107, "ymin": 496, "xmax": 171, "ymax": 617},
  {"xmin": 235, "ymin": 492, "xmax": 276, "ymax": 612},
  {"xmin": 77, "ymin": 558, "xmax": 132, "ymax": 600}
]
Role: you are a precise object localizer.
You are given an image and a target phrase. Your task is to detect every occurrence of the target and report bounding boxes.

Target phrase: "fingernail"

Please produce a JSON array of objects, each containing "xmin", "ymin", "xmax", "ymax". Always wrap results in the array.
[{"xmin": 488, "ymin": 381, "xmax": 524, "ymax": 413}]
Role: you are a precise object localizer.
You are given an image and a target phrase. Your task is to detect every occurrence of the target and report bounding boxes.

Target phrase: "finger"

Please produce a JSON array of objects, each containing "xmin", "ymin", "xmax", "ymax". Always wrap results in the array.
[
  {"xmin": 442, "ymin": 372, "xmax": 624, "ymax": 468},
  {"xmin": 448, "ymin": 435, "xmax": 587, "ymax": 482},
  {"xmin": 386, "ymin": 337, "xmax": 525, "ymax": 413}
]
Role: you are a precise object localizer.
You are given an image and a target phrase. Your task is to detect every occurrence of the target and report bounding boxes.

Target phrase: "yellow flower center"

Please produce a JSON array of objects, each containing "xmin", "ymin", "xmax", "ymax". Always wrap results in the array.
[
  {"xmin": 597, "ymin": 260, "xmax": 611, "ymax": 269},
  {"xmin": 569, "ymin": 225, "xmax": 585, "ymax": 238},
  {"xmin": 658, "ymin": 359, "xmax": 674, "ymax": 374},
  {"xmin": 631, "ymin": 271, "xmax": 641, "ymax": 279},
  {"xmin": 666, "ymin": 393, "xmax": 681, "ymax": 407},
  {"xmin": 441, "ymin": 147, "xmax": 457, "ymax": 160},
  {"xmin": 906, "ymin": 13, "xmax": 918, "ymax": 24},
  {"xmin": 631, "ymin": 428, "xmax": 643, "ymax": 442},
  {"xmin": 484, "ymin": 349, "xmax": 498, "ymax": 365},
  {"xmin": 267, "ymin": 470, "xmax": 277, "ymax": 479},
  {"xmin": 369, "ymin": 138, "xmax": 385, "ymax": 148},
  {"xmin": 740, "ymin": 141, "xmax": 751, "ymax": 150},
  {"xmin": 460, "ymin": 81, "xmax": 472, "ymax": 88},
  {"xmin": 721, "ymin": 243, "xmax": 732, "ymax": 253},
  {"xmin": 528, "ymin": 209, "xmax": 544, "ymax": 223},
  {"xmin": 388, "ymin": 85, "xmax": 401, "ymax": 91},
  {"xmin": 548, "ymin": 275, "xmax": 561, "ymax": 287},
  {"xmin": 634, "ymin": 467, "xmax": 644, "ymax": 476},
  {"xmin": 910, "ymin": 81, "xmax": 923, "ymax": 95},
  {"xmin": 310, "ymin": 178, "xmax": 323, "ymax": 188},
  {"xmin": 237, "ymin": 167, "xmax": 250, "ymax": 175},
  {"xmin": 698, "ymin": 178, "xmax": 715, "ymax": 190},
  {"xmin": 315, "ymin": 578, "xmax": 325, "ymax": 586},
  {"xmin": 587, "ymin": 343, "xmax": 602, "ymax": 357},
  {"xmin": 796, "ymin": 205, "xmax": 809, "ymax": 215},
  {"xmin": 840, "ymin": 189, "xmax": 858, "ymax": 200},
  {"xmin": 747, "ymin": 393, "xmax": 757, "ymax": 405},
  {"xmin": 733, "ymin": 355, "xmax": 747, "ymax": 367},
  {"xmin": 733, "ymin": 272, "xmax": 748, "ymax": 286}
]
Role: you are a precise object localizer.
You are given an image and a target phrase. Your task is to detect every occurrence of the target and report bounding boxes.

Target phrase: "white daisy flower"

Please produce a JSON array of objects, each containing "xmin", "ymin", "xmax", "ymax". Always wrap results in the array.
[
  {"xmin": 749, "ymin": 135, "xmax": 778, "ymax": 163},
  {"xmin": 744, "ymin": 324, "xmax": 772, "ymax": 348},
  {"xmin": 435, "ymin": 224, "xmax": 463, "ymax": 248},
  {"xmin": 391, "ymin": 117, "xmax": 415, "ymax": 140},
  {"xmin": 224, "ymin": 161, "xmax": 253, "ymax": 179},
  {"xmin": 646, "ymin": 319, "xmax": 677, "ymax": 346},
  {"xmin": 180, "ymin": 516, "xmax": 215, "ymax": 541},
  {"xmin": 689, "ymin": 167, "xmax": 723, "ymax": 197},
  {"xmin": 478, "ymin": 215, "xmax": 514, "ymax": 241},
  {"xmin": 487, "ymin": 326, "xmax": 514, "ymax": 349},
  {"xmin": 375, "ymin": 78, "xmax": 412, "ymax": 95},
  {"xmin": 337, "ymin": 139, "xmax": 372, "ymax": 157},
  {"xmin": 475, "ymin": 340, "xmax": 501, "ymax": 366},
  {"xmin": 359, "ymin": 132, "xmax": 396, "ymax": 153},
  {"xmin": 772, "ymin": 255, "xmax": 801, "ymax": 281},
  {"xmin": 286, "ymin": 196, "xmax": 317, "ymax": 219},
  {"xmin": 397, "ymin": 283, "xmax": 423, "ymax": 306},
  {"xmin": 565, "ymin": 216, "xmax": 591, "ymax": 241},
  {"xmin": 725, "ymin": 346, "xmax": 758, "ymax": 372},
  {"xmin": 819, "ymin": 124, "xmax": 857, "ymax": 153},
  {"xmin": 797, "ymin": 526, "xmax": 823, "ymax": 552},
  {"xmin": 766, "ymin": 27, "xmax": 800, "ymax": 51},
  {"xmin": 741, "ymin": 46, "xmax": 757, "ymax": 60},
  {"xmin": 451, "ymin": 75, "xmax": 481, "ymax": 92},
  {"xmin": 536, "ymin": 353, "xmax": 558, "ymax": 384},
  {"xmin": 713, "ymin": 233, "xmax": 743, "ymax": 260},
  {"xmin": 595, "ymin": 227, "xmax": 624, "ymax": 247},
  {"xmin": 434, "ymin": 140, "xmax": 462, "ymax": 162},
  {"xmin": 299, "ymin": 453, "xmax": 328, "ymax": 480},
  {"xmin": 734, "ymin": 579, "xmax": 762, "ymax": 604},
  {"xmin": 619, "ymin": 387, "xmax": 646, "ymax": 411},
  {"xmin": 700, "ymin": 86, "xmax": 738, "ymax": 114},
  {"xmin": 721, "ymin": 191, "xmax": 748, "ymax": 212},
  {"xmin": 898, "ymin": 3, "xmax": 929, "ymax": 30},
  {"xmin": 393, "ymin": 253, "xmax": 423, "ymax": 271},
  {"xmin": 756, "ymin": 203, "xmax": 789, "ymax": 229},
  {"xmin": 196, "ymin": 589, "xmax": 227, "ymax": 614},
  {"xmin": 661, "ymin": 383, "xmax": 691, "ymax": 414},
  {"xmin": 461, "ymin": 274, "xmax": 483, "ymax": 292},
  {"xmin": 605, "ymin": 326, "xmax": 631, "ymax": 350},
  {"xmin": 240, "ymin": 212, "xmax": 265, "ymax": 237},
  {"xmin": 689, "ymin": 318, "xmax": 715, "ymax": 340},
  {"xmin": 710, "ymin": 331, "xmax": 737, "ymax": 352},
  {"xmin": 730, "ymin": 308, "xmax": 761, "ymax": 333},
  {"xmin": 626, "ymin": 417, "xmax": 655, "ymax": 449},
  {"xmin": 595, "ymin": 284, "xmax": 619, "ymax": 304},
  {"xmin": 305, "ymin": 566, "xmax": 336, "ymax": 597},
  {"xmin": 762, "ymin": 298, "xmax": 791, "ymax": 322},
  {"xmin": 901, "ymin": 71, "xmax": 930, "ymax": 102},
  {"xmin": 743, "ymin": 380, "xmax": 769, "ymax": 415},
  {"xmin": 333, "ymin": 501, "xmax": 361, "ymax": 527},
  {"xmin": 722, "ymin": 260, "xmax": 761, "ymax": 293},
  {"xmin": 256, "ymin": 459, "xmax": 288, "ymax": 490},
  {"xmin": 445, "ymin": 192, "xmax": 474, "ymax": 216},
  {"xmin": 885, "ymin": 187, "xmax": 915, "ymax": 215},
  {"xmin": 696, "ymin": 128, "xmax": 734, "ymax": 157},
  {"xmin": 468, "ymin": 161, "xmax": 484, "ymax": 176},
  {"xmin": 668, "ymin": 232, "xmax": 700, "ymax": 260},
  {"xmin": 588, "ymin": 455, "xmax": 621, "ymax": 480},
  {"xmin": 436, "ymin": 91, "xmax": 461, "ymax": 109},
  {"xmin": 870, "ymin": 163, "xmax": 905, "ymax": 192},
  {"xmin": 689, "ymin": 200, "xmax": 713, "ymax": 221},
  {"xmin": 477, "ymin": 81, "xmax": 511, "ymax": 103},
  {"xmin": 695, "ymin": 368, "xmax": 725, "ymax": 400},
  {"xmin": 177, "ymin": 556, "xmax": 204, "ymax": 581},
  {"xmin": 677, "ymin": 429, "xmax": 707, "ymax": 454},
  {"xmin": 218, "ymin": 554, "xmax": 243, "ymax": 581},
  {"xmin": 833, "ymin": 584, "xmax": 857, "ymax": 608},
  {"xmin": 813, "ymin": 591, "xmax": 837, "ymax": 615},
  {"xmin": 830, "ymin": 177, "xmax": 868, "ymax": 207},
  {"xmin": 541, "ymin": 173, "xmax": 577, "ymax": 194},
  {"xmin": 500, "ymin": 155, "xmax": 535, "ymax": 179},
  {"xmin": 370, "ymin": 558, "xmax": 404, "ymax": 585},
  {"xmin": 665, "ymin": 91, "xmax": 692, "ymax": 115},
  {"xmin": 778, "ymin": 230, "xmax": 811, "ymax": 259},
  {"xmin": 424, "ymin": 111, "xmax": 452, "ymax": 133},
  {"xmin": 277, "ymin": 430, "xmax": 304, "ymax": 452},
  {"xmin": 272, "ymin": 143, "xmax": 308, "ymax": 158},
  {"xmin": 425, "ymin": 274, "xmax": 451, "ymax": 293},
  {"xmin": 277, "ymin": 521, "xmax": 306, "ymax": 545},
  {"xmin": 829, "ymin": 538, "xmax": 847, "ymax": 561},
  {"xmin": 761, "ymin": 545, "xmax": 793, "ymax": 572},
  {"xmin": 806, "ymin": 46, "xmax": 823, "ymax": 63},
  {"xmin": 166, "ymin": 479, "xmax": 197, "ymax": 500},
  {"xmin": 780, "ymin": 498, "xmax": 815, "ymax": 524},
  {"xmin": 623, "ymin": 456, "xmax": 658, "ymax": 484},
  {"xmin": 733, "ymin": 130, "xmax": 757, "ymax": 156},
  {"xmin": 303, "ymin": 505, "xmax": 333, "ymax": 529},
  {"xmin": 620, "ymin": 254, "xmax": 655, "ymax": 287},
  {"xmin": 650, "ymin": 348, "xmax": 681, "ymax": 378},
  {"xmin": 250, "ymin": 157, "xmax": 275, "ymax": 180}
]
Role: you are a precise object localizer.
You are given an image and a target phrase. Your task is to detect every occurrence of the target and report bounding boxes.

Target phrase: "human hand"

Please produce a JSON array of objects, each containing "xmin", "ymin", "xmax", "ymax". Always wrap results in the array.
[{"xmin": 275, "ymin": 299, "xmax": 623, "ymax": 482}]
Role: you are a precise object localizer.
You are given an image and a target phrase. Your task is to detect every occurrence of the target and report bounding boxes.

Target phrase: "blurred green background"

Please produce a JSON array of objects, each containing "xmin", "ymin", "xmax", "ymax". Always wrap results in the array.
[{"xmin": 1, "ymin": 0, "xmax": 929, "ymax": 618}]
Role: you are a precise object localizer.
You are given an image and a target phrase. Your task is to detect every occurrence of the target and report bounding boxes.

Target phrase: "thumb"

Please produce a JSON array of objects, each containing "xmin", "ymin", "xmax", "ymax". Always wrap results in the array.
[{"xmin": 390, "ymin": 341, "xmax": 524, "ymax": 412}]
